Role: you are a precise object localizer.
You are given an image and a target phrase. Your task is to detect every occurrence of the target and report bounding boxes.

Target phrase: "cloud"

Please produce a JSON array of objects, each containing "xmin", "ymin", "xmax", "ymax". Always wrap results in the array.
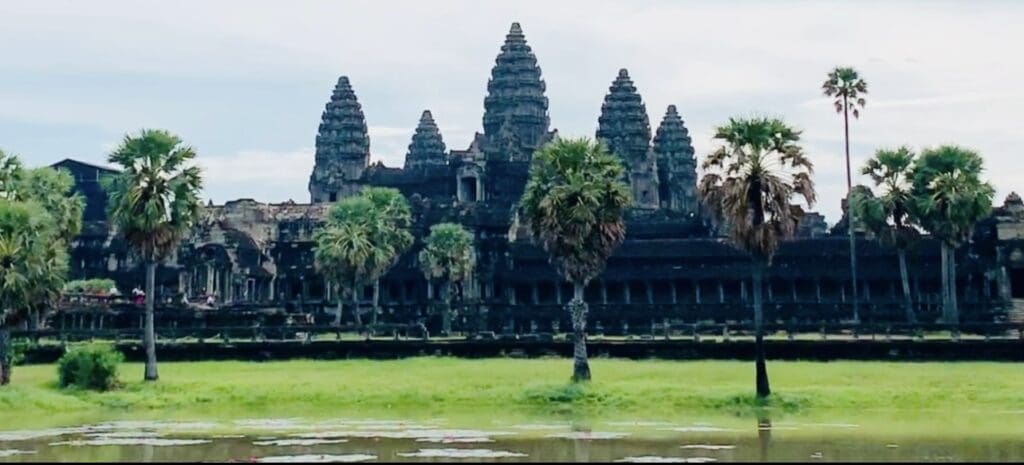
[
  {"xmin": 2, "ymin": 0, "xmax": 1023, "ymax": 224},
  {"xmin": 197, "ymin": 148, "xmax": 313, "ymax": 204}
]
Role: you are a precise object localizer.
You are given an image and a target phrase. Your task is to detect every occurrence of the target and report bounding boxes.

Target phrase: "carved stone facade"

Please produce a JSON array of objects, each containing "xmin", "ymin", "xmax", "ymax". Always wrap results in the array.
[
  {"xmin": 653, "ymin": 105, "xmax": 698, "ymax": 215},
  {"xmin": 597, "ymin": 69, "xmax": 661, "ymax": 209},
  {"xmin": 55, "ymin": 22, "xmax": 1024, "ymax": 331},
  {"xmin": 309, "ymin": 76, "xmax": 371, "ymax": 203}
]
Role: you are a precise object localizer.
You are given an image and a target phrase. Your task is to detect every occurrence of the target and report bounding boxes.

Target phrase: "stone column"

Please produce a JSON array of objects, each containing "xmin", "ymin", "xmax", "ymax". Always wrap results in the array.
[
  {"xmin": 600, "ymin": 281, "xmax": 608, "ymax": 304},
  {"xmin": 623, "ymin": 283, "xmax": 632, "ymax": 305},
  {"xmin": 815, "ymin": 279, "xmax": 822, "ymax": 303},
  {"xmin": 791, "ymin": 281, "xmax": 798, "ymax": 302},
  {"xmin": 555, "ymin": 282, "xmax": 563, "ymax": 304},
  {"xmin": 646, "ymin": 282, "xmax": 654, "ymax": 304},
  {"xmin": 717, "ymin": 281, "xmax": 725, "ymax": 303},
  {"xmin": 670, "ymin": 281, "xmax": 678, "ymax": 304},
  {"xmin": 694, "ymin": 281, "xmax": 701, "ymax": 304},
  {"xmin": 531, "ymin": 282, "xmax": 539, "ymax": 305}
]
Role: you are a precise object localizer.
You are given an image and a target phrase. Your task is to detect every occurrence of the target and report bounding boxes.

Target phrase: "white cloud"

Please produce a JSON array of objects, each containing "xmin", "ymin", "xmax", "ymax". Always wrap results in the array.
[{"xmin": 2, "ymin": 0, "xmax": 1023, "ymax": 223}]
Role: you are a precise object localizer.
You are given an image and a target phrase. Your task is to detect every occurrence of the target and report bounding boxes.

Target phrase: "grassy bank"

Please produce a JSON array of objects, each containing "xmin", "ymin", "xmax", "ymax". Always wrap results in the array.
[{"xmin": 2, "ymin": 358, "xmax": 1023, "ymax": 429}]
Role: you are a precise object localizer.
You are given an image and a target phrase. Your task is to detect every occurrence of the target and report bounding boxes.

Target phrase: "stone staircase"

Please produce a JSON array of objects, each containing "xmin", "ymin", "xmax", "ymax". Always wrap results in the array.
[{"xmin": 1008, "ymin": 300, "xmax": 1024, "ymax": 324}]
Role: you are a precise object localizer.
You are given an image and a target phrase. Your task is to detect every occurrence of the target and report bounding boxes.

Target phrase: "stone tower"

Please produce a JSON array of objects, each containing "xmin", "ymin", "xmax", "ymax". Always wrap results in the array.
[
  {"xmin": 653, "ymin": 105, "xmax": 698, "ymax": 214},
  {"xmin": 308, "ymin": 76, "xmax": 370, "ymax": 203},
  {"xmin": 404, "ymin": 110, "xmax": 447, "ymax": 171},
  {"xmin": 483, "ymin": 22, "xmax": 550, "ymax": 153},
  {"xmin": 480, "ymin": 22, "xmax": 552, "ymax": 204},
  {"xmin": 596, "ymin": 69, "xmax": 660, "ymax": 209}
]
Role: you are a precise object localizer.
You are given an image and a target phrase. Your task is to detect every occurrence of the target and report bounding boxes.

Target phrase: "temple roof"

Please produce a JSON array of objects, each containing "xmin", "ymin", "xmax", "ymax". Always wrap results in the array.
[
  {"xmin": 482, "ymin": 22, "xmax": 549, "ymax": 150},
  {"xmin": 313, "ymin": 76, "xmax": 370, "ymax": 166},
  {"xmin": 597, "ymin": 68, "xmax": 652, "ymax": 165},
  {"xmin": 653, "ymin": 105, "xmax": 696, "ymax": 172},
  {"xmin": 404, "ymin": 110, "xmax": 447, "ymax": 170}
]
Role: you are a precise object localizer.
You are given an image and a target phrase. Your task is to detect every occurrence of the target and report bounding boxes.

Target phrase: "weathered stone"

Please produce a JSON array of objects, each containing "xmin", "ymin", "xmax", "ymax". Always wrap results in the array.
[
  {"xmin": 309, "ymin": 76, "xmax": 370, "ymax": 203},
  {"xmin": 597, "ymin": 69, "xmax": 660, "ymax": 209},
  {"xmin": 652, "ymin": 105, "xmax": 698, "ymax": 215}
]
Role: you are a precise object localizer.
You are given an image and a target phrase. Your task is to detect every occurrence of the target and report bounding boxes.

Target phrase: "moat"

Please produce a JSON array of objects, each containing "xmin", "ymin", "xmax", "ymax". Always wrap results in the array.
[{"xmin": 3, "ymin": 412, "xmax": 1023, "ymax": 463}]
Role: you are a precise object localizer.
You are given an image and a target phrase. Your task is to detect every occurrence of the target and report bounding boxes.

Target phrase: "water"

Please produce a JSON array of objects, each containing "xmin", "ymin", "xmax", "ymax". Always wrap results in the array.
[{"xmin": 2, "ymin": 414, "xmax": 1023, "ymax": 462}]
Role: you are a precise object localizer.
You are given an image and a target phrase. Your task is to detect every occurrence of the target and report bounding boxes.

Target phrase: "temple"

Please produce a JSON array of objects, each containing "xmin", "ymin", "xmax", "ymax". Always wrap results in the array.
[{"xmin": 54, "ymin": 23, "xmax": 1024, "ymax": 333}]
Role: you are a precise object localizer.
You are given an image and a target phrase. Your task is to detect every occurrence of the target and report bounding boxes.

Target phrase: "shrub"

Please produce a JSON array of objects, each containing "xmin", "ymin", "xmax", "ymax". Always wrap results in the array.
[
  {"xmin": 63, "ymin": 278, "xmax": 117, "ymax": 295},
  {"xmin": 57, "ymin": 343, "xmax": 123, "ymax": 390}
]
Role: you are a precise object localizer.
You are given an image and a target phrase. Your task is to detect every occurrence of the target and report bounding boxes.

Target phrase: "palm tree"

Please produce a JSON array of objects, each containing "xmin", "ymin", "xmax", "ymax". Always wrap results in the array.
[
  {"xmin": 850, "ymin": 147, "xmax": 920, "ymax": 323},
  {"xmin": 315, "ymin": 191, "xmax": 409, "ymax": 329},
  {"xmin": 0, "ymin": 151, "xmax": 80, "ymax": 386},
  {"xmin": 520, "ymin": 137, "xmax": 630, "ymax": 382},
  {"xmin": 361, "ymin": 187, "xmax": 413, "ymax": 326},
  {"xmin": 698, "ymin": 117, "xmax": 816, "ymax": 398},
  {"xmin": 418, "ymin": 223, "xmax": 475, "ymax": 335},
  {"xmin": 0, "ymin": 199, "xmax": 67, "ymax": 385},
  {"xmin": 14, "ymin": 168, "xmax": 84, "ymax": 330},
  {"xmin": 105, "ymin": 129, "xmax": 203, "ymax": 381},
  {"xmin": 823, "ymin": 66, "xmax": 868, "ymax": 323},
  {"xmin": 909, "ymin": 145, "xmax": 994, "ymax": 324}
]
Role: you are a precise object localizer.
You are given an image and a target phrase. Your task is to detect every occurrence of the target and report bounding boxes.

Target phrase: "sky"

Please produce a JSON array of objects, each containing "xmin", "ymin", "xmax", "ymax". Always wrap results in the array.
[{"xmin": 1, "ymin": 0, "xmax": 1022, "ymax": 224}]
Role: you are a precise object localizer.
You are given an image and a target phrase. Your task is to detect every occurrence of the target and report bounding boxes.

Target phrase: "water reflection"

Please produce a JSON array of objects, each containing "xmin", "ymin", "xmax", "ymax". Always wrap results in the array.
[
  {"xmin": 757, "ymin": 415, "xmax": 771, "ymax": 463},
  {"xmin": 1, "ymin": 414, "xmax": 1024, "ymax": 462}
]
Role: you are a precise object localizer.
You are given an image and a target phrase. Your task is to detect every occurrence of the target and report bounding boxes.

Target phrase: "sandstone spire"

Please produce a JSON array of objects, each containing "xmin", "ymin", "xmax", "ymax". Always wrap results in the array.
[
  {"xmin": 653, "ymin": 104, "xmax": 698, "ymax": 214},
  {"xmin": 597, "ymin": 69, "xmax": 659, "ymax": 209},
  {"xmin": 404, "ymin": 110, "xmax": 447, "ymax": 171},
  {"xmin": 308, "ymin": 76, "xmax": 370, "ymax": 202}
]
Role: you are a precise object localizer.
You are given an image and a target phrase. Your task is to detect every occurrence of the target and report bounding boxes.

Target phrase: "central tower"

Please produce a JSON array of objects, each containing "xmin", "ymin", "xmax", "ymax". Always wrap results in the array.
[{"xmin": 481, "ymin": 22, "xmax": 553, "ymax": 205}]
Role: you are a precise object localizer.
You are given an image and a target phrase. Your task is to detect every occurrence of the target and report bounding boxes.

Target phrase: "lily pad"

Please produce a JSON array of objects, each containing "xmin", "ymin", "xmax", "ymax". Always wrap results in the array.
[
  {"xmin": 397, "ymin": 448, "xmax": 527, "ymax": 458},
  {"xmin": 255, "ymin": 454, "xmax": 376, "ymax": 463},
  {"xmin": 253, "ymin": 439, "xmax": 348, "ymax": 447}
]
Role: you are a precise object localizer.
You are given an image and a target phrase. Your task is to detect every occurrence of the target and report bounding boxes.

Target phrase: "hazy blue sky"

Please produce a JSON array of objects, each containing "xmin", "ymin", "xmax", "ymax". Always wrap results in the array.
[{"xmin": 2, "ymin": 0, "xmax": 1021, "ymax": 223}]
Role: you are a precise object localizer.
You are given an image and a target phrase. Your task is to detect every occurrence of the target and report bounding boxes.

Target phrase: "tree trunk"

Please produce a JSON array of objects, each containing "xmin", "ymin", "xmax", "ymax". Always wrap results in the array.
[
  {"xmin": 372, "ymin": 279, "xmax": 380, "ymax": 326},
  {"xmin": 940, "ymin": 242, "xmax": 951, "ymax": 323},
  {"xmin": 352, "ymin": 279, "xmax": 363, "ymax": 329},
  {"xmin": 441, "ymin": 281, "xmax": 452, "ymax": 336},
  {"xmin": 752, "ymin": 261, "xmax": 771, "ymax": 398},
  {"xmin": 0, "ymin": 328, "xmax": 11, "ymax": 386},
  {"xmin": 843, "ymin": 101, "xmax": 860, "ymax": 323},
  {"xmin": 144, "ymin": 261, "xmax": 159, "ymax": 382},
  {"xmin": 334, "ymin": 283, "xmax": 344, "ymax": 327},
  {"xmin": 897, "ymin": 249, "xmax": 917, "ymax": 324},
  {"xmin": 570, "ymin": 282, "xmax": 590, "ymax": 382},
  {"xmin": 949, "ymin": 247, "xmax": 959, "ymax": 325}
]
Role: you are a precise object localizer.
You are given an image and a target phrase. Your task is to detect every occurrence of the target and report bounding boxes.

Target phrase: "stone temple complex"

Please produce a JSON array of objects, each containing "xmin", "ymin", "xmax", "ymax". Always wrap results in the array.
[{"xmin": 54, "ymin": 23, "xmax": 1024, "ymax": 332}]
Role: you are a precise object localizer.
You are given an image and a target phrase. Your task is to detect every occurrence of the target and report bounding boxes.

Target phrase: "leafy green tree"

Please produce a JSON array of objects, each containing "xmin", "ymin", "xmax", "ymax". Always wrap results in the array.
[
  {"xmin": 823, "ymin": 66, "xmax": 868, "ymax": 323},
  {"xmin": 361, "ymin": 187, "xmax": 413, "ymax": 325},
  {"xmin": 909, "ymin": 145, "xmax": 994, "ymax": 324},
  {"xmin": 418, "ymin": 223, "xmax": 475, "ymax": 335},
  {"xmin": 0, "ymin": 150, "xmax": 81, "ymax": 386},
  {"xmin": 850, "ymin": 147, "xmax": 920, "ymax": 323},
  {"xmin": 315, "ymin": 189, "xmax": 411, "ymax": 329},
  {"xmin": 520, "ymin": 137, "xmax": 630, "ymax": 382},
  {"xmin": 104, "ymin": 129, "xmax": 204, "ymax": 381},
  {"xmin": 698, "ymin": 117, "xmax": 816, "ymax": 398},
  {"xmin": 0, "ymin": 200, "xmax": 59, "ymax": 385}
]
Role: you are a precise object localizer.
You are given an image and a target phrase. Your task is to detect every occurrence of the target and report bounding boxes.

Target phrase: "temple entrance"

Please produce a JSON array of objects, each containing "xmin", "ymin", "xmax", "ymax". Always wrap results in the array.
[
  {"xmin": 459, "ymin": 176, "xmax": 479, "ymax": 202},
  {"xmin": 1010, "ymin": 268, "xmax": 1024, "ymax": 299}
]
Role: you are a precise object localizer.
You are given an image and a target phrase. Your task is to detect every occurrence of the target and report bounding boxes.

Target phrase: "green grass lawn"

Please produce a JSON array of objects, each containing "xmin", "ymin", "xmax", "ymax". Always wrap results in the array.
[{"xmin": 2, "ymin": 358, "xmax": 1023, "ymax": 431}]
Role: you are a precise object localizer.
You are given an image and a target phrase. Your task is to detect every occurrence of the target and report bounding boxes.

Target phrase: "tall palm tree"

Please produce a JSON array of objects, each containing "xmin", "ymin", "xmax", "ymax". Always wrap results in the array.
[
  {"xmin": 823, "ymin": 66, "xmax": 868, "ymax": 322},
  {"xmin": 698, "ymin": 117, "xmax": 816, "ymax": 398},
  {"xmin": 909, "ymin": 145, "xmax": 994, "ymax": 324},
  {"xmin": 361, "ymin": 187, "xmax": 413, "ymax": 326},
  {"xmin": 520, "ymin": 137, "xmax": 631, "ymax": 382},
  {"xmin": 105, "ymin": 129, "xmax": 203, "ymax": 382},
  {"xmin": 851, "ymin": 147, "xmax": 920, "ymax": 323},
  {"xmin": 418, "ymin": 222, "xmax": 475, "ymax": 335}
]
